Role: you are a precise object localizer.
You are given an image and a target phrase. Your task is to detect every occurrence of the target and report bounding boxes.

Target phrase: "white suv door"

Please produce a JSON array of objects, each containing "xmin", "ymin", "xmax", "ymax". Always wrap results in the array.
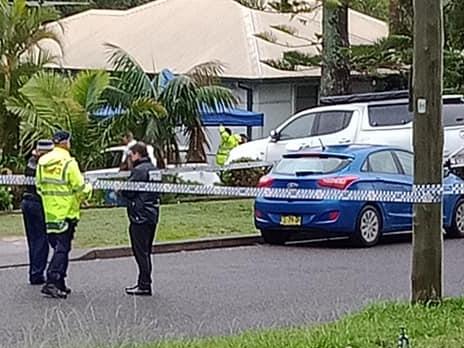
[{"xmin": 265, "ymin": 109, "xmax": 359, "ymax": 162}]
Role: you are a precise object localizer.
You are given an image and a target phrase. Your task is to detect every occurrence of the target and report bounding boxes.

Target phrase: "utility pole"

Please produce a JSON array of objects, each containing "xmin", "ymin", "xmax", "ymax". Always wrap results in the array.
[{"xmin": 411, "ymin": 0, "xmax": 444, "ymax": 303}]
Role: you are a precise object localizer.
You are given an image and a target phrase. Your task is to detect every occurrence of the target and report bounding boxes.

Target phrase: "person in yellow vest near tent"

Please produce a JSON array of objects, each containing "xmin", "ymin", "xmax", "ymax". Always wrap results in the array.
[
  {"xmin": 216, "ymin": 126, "xmax": 241, "ymax": 166},
  {"xmin": 36, "ymin": 131, "xmax": 92, "ymax": 299}
]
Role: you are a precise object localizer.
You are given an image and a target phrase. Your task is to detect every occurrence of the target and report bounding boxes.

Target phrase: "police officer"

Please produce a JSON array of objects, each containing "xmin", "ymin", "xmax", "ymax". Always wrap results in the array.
[
  {"xmin": 21, "ymin": 140, "xmax": 54, "ymax": 285},
  {"xmin": 36, "ymin": 131, "xmax": 92, "ymax": 299},
  {"xmin": 121, "ymin": 142, "xmax": 159, "ymax": 296},
  {"xmin": 216, "ymin": 125, "xmax": 241, "ymax": 166}
]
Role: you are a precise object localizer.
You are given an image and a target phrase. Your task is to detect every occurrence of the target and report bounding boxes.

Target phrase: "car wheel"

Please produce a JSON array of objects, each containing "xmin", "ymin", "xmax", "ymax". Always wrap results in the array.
[
  {"xmin": 353, "ymin": 205, "xmax": 382, "ymax": 247},
  {"xmin": 261, "ymin": 230, "xmax": 289, "ymax": 245},
  {"xmin": 446, "ymin": 199, "xmax": 464, "ymax": 238}
]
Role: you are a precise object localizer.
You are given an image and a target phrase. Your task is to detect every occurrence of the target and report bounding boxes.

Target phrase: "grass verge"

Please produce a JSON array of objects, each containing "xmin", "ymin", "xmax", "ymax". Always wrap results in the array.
[
  {"xmin": 0, "ymin": 199, "xmax": 256, "ymax": 248},
  {"xmin": 142, "ymin": 298, "xmax": 464, "ymax": 348}
]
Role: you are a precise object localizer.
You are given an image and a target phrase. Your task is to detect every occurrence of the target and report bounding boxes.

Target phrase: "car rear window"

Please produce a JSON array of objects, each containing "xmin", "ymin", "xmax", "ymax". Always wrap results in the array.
[
  {"xmin": 368, "ymin": 103, "xmax": 464, "ymax": 127},
  {"xmin": 274, "ymin": 156, "xmax": 351, "ymax": 175}
]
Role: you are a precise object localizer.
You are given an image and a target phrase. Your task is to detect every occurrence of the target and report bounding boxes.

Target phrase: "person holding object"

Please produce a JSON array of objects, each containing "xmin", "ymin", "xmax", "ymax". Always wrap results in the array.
[
  {"xmin": 36, "ymin": 131, "xmax": 92, "ymax": 299},
  {"xmin": 120, "ymin": 142, "xmax": 159, "ymax": 296},
  {"xmin": 216, "ymin": 125, "xmax": 241, "ymax": 166},
  {"xmin": 21, "ymin": 140, "xmax": 54, "ymax": 285},
  {"xmin": 120, "ymin": 131, "xmax": 137, "ymax": 170}
]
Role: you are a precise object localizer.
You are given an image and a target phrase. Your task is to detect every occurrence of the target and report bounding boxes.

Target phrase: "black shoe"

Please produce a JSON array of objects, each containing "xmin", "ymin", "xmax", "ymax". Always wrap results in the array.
[
  {"xmin": 125, "ymin": 284, "xmax": 138, "ymax": 291},
  {"xmin": 125, "ymin": 286, "xmax": 152, "ymax": 296},
  {"xmin": 30, "ymin": 278, "xmax": 46, "ymax": 285},
  {"xmin": 61, "ymin": 287, "xmax": 72, "ymax": 294},
  {"xmin": 57, "ymin": 281, "xmax": 72, "ymax": 294},
  {"xmin": 41, "ymin": 284, "xmax": 68, "ymax": 299}
]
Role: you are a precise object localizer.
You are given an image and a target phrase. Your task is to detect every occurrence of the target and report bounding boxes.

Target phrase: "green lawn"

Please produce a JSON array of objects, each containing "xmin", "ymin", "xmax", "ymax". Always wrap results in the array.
[
  {"xmin": 142, "ymin": 299, "xmax": 464, "ymax": 348},
  {"xmin": 0, "ymin": 199, "xmax": 257, "ymax": 248}
]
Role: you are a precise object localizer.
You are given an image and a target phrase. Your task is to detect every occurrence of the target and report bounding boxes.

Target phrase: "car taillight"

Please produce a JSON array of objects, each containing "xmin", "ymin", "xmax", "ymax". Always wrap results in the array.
[
  {"xmin": 317, "ymin": 175, "xmax": 358, "ymax": 190},
  {"xmin": 257, "ymin": 176, "xmax": 274, "ymax": 188},
  {"xmin": 328, "ymin": 211, "xmax": 340, "ymax": 221}
]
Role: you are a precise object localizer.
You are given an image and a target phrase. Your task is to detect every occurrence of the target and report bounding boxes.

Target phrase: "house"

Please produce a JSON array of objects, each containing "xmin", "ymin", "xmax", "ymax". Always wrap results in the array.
[{"xmin": 42, "ymin": 0, "xmax": 389, "ymax": 159}]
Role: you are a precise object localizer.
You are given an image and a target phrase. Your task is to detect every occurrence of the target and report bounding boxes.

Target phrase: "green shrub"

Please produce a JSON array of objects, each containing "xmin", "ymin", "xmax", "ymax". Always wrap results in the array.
[
  {"xmin": 220, "ymin": 157, "xmax": 272, "ymax": 187},
  {"xmin": 0, "ymin": 163, "xmax": 25, "ymax": 209},
  {"xmin": 0, "ymin": 187, "xmax": 13, "ymax": 211}
]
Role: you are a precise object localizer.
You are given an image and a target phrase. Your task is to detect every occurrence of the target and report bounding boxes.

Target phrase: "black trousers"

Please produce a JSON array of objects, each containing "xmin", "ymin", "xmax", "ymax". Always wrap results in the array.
[
  {"xmin": 21, "ymin": 198, "xmax": 49, "ymax": 283},
  {"xmin": 129, "ymin": 222, "xmax": 157, "ymax": 289},
  {"xmin": 46, "ymin": 222, "xmax": 75, "ymax": 290}
]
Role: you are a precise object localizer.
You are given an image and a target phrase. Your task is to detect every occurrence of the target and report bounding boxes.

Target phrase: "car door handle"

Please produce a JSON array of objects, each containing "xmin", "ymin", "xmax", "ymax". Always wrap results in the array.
[{"xmin": 338, "ymin": 138, "xmax": 351, "ymax": 144}]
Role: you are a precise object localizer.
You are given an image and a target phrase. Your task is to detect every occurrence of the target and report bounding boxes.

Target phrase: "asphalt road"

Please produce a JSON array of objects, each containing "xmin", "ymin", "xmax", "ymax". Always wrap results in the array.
[{"xmin": 1, "ymin": 237, "xmax": 463, "ymax": 348}]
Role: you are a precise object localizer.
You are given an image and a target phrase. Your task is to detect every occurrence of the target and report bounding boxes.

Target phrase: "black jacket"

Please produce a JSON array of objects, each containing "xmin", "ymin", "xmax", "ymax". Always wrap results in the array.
[
  {"xmin": 23, "ymin": 156, "xmax": 41, "ymax": 201},
  {"xmin": 121, "ymin": 158, "xmax": 159, "ymax": 225}
]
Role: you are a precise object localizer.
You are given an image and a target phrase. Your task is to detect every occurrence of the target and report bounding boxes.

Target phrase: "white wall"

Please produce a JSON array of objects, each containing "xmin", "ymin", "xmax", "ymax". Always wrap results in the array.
[{"xmin": 254, "ymin": 83, "xmax": 294, "ymax": 137}]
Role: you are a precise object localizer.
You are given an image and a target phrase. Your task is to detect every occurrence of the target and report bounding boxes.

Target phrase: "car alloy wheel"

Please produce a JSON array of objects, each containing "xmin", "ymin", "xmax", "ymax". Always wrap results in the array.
[
  {"xmin": 354, "ymin": 205, "xmax": 381, "ymax": 247},
  {"xmin": 446, "ymin": 199, "xmax": 464, "ymax": 238},
  {"xmin": 455, "ymin": 203, "xmax": 464, "ymax": 233}
]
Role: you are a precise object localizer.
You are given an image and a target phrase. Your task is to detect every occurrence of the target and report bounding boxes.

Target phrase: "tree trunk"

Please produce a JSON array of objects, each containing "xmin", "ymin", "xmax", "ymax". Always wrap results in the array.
[
  {"xmin": 411, "ymin": 0, "xmax": 444, "ymax": 304},
  {"xmin": 186, "ymin": 126, "xmax": 208, "ymax": 163},
  {"xmin": 319, "ymin": 1, "xmax": 351, "ymax": 97},
  {"xmin": 389, "ymin": 0, "xmax": 413, "ymax": 36}
]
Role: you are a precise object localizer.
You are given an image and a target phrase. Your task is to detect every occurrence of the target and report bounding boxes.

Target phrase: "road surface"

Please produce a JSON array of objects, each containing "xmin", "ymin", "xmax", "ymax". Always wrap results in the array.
[{"xmin": 1, "ymin": 237, "xmax": 463, "ymax": 347}]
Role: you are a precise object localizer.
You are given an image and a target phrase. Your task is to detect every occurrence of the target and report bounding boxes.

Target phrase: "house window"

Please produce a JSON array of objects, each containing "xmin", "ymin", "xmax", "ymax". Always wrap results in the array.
[{"xmin": 294, "ymin": 84, "xmax": 318, "ymax": 113}]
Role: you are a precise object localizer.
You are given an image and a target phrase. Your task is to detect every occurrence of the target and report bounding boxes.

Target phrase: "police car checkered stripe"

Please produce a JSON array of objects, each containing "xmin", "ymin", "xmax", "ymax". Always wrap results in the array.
[{"xmin": 0, "ymin": 174, "xmax": 455, "ymax": 203}]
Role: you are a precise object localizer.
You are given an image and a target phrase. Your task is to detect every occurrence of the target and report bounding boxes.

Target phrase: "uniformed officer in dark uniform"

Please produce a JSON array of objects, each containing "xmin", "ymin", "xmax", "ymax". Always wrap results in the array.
[
  {"xmin": 20, "ymin": 140, "xmax": 54, "ymax": 285},
  {"xmin": 120, "ymin": 142, "xmax": 159, "ymax": 296}
]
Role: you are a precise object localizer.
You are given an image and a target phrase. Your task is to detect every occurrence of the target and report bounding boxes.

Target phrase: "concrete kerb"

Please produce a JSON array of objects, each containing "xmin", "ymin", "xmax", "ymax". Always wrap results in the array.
[
  {"xmin": 0, "ymin": 235, "xmax": 262, "ymax": 269},
  {"xmin": 78, "ymin": 234, "xmax": 263, "ymax": 260}
]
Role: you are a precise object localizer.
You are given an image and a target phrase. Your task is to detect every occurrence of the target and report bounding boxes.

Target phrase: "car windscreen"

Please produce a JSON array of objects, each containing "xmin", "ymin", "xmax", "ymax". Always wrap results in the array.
[{"xmin": 273, "ymin": 156, "xmax": 352, "ymax": 175}]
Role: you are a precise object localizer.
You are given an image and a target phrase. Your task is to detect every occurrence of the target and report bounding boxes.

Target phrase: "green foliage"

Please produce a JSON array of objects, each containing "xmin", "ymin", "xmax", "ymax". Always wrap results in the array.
[
  {"xmin": 349, "ymin": 0, "xmax": 388, "ymax": 20},
  {"xmin": 445, "ymin": 0, "xmax": 464, "ymax": 50},
  {"xmin": 0, "ymin": 0, "xmax": 61, "ymax": 156},
  {"xmin": 349, "ymin": 35, "xmax": 413, "ymax": 74},
  {"xmin": 6, "ymin": 70, "xmax": 112, "ymax": 169},
  {"xmin": 0, "ymin": 187, "xmax": 13, "ymax": 211},
  {"xmin": 104, "ymin": 44, "xmax": 236, "ymax": 167},
  {"xmin": 220, "ymin": 158, "xmax": 271, "ymax": 187}
]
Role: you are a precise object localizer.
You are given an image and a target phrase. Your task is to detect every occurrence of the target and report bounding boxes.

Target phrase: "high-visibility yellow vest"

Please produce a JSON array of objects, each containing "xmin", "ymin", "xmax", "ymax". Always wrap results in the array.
[
  {"xmin": 36, "ymin": 147, "xmax": 92, "ymax": 233},
  {"xmin": 216, "ymin": 126, "xmax": 240, "ymax": 166}
]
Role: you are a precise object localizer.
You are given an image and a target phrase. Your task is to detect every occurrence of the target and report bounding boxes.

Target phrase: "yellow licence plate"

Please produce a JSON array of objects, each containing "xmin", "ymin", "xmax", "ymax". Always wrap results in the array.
[{"xmin": 280, "ymin": 215, "xmax": 302, "ymax": 226}]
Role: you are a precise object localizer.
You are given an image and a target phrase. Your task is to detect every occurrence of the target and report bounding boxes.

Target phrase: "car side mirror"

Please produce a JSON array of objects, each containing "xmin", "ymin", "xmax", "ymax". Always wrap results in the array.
[
  {"xmin": 270, "ymin": 130, "xmax": 280, "ymax": 142},
  {"xmin": 444, "ymin": 159, "xmax": 451, "ymax": 177}
]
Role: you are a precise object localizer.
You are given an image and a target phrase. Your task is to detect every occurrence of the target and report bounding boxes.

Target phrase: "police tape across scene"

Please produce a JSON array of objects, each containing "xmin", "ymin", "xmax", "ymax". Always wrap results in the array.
[{"xmin": 1, "ymin": 173, "xmax": 462, "ymax": 204}]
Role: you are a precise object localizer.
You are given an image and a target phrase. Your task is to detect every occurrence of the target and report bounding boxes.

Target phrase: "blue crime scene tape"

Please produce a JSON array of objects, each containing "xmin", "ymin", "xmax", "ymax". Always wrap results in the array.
[{"xmin": 0, "ymin": 174, "xmax": 458, "ymax": 204}]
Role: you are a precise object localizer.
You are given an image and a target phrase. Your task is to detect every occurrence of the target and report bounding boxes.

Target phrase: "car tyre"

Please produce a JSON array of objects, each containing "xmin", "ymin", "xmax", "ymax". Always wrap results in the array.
[
  {"xmin": 352, "ymin": 205, "xmax": 382, "ymax": 247},
  {"xmin": 446, "ymin": 199, "xmax": 464, "ymax": 238},
  {"xmin": 261, "ymin": 230, "xmax": 289, "ymax": 245}
]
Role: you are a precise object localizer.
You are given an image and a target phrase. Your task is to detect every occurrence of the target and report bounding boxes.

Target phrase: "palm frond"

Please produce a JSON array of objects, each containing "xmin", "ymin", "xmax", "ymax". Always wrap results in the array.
[
  {"xmin": 195, "ymin": 85, "xmax": 237, "ymax": 111},
  {"xmin": 71, "ymin": 70, "xmax": 110, "ymax": 112},
  {"xmin": 105, "ymin": 43, "xmax": 156, "ymax": 99},
  {"xmin": 186, "ymin": 60, "xmax": 225, "ymax": 86}
]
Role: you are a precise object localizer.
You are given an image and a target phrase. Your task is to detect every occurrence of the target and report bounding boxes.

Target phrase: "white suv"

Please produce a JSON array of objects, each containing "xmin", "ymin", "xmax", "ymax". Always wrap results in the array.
[{"xmin": 227, "ymin": 95, "xmax": 464, "ymax": 163}]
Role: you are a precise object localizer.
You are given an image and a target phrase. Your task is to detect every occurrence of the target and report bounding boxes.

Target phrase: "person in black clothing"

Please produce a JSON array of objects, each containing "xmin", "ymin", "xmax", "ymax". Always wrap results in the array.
[
  {"xmin": 21, "ymin": 140, "xmax": 54, "ymax": 285},
  {"xmin": 121, "ymin": 142, "xmax": 159, "ymax": 296}
]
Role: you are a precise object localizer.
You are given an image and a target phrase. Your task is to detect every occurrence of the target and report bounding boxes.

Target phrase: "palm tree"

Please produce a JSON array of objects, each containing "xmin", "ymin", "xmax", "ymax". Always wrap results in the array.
[
  {"xmin": 6, "ymin": 70, "xmax": 111, "ymax": 169},
  {"xmin": 0, "ymin": 0, "xmax": 61, "ymax": 158},
  {"xmin": 104, "ymin": 44, "xmax": 237, "ymax": 167}
]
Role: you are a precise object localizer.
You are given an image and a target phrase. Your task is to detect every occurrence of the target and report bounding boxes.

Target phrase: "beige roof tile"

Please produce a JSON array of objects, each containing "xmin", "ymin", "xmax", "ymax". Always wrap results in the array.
[{"xmin": 42, "ymin": 0, "xmax": 388, "ymax": 79}]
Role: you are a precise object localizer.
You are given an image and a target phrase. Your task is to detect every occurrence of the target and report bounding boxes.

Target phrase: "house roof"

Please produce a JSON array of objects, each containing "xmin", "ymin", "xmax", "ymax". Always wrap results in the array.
[{"xmin": 42, "ymin": 0, "xmax": 388, "ymax": 79}]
